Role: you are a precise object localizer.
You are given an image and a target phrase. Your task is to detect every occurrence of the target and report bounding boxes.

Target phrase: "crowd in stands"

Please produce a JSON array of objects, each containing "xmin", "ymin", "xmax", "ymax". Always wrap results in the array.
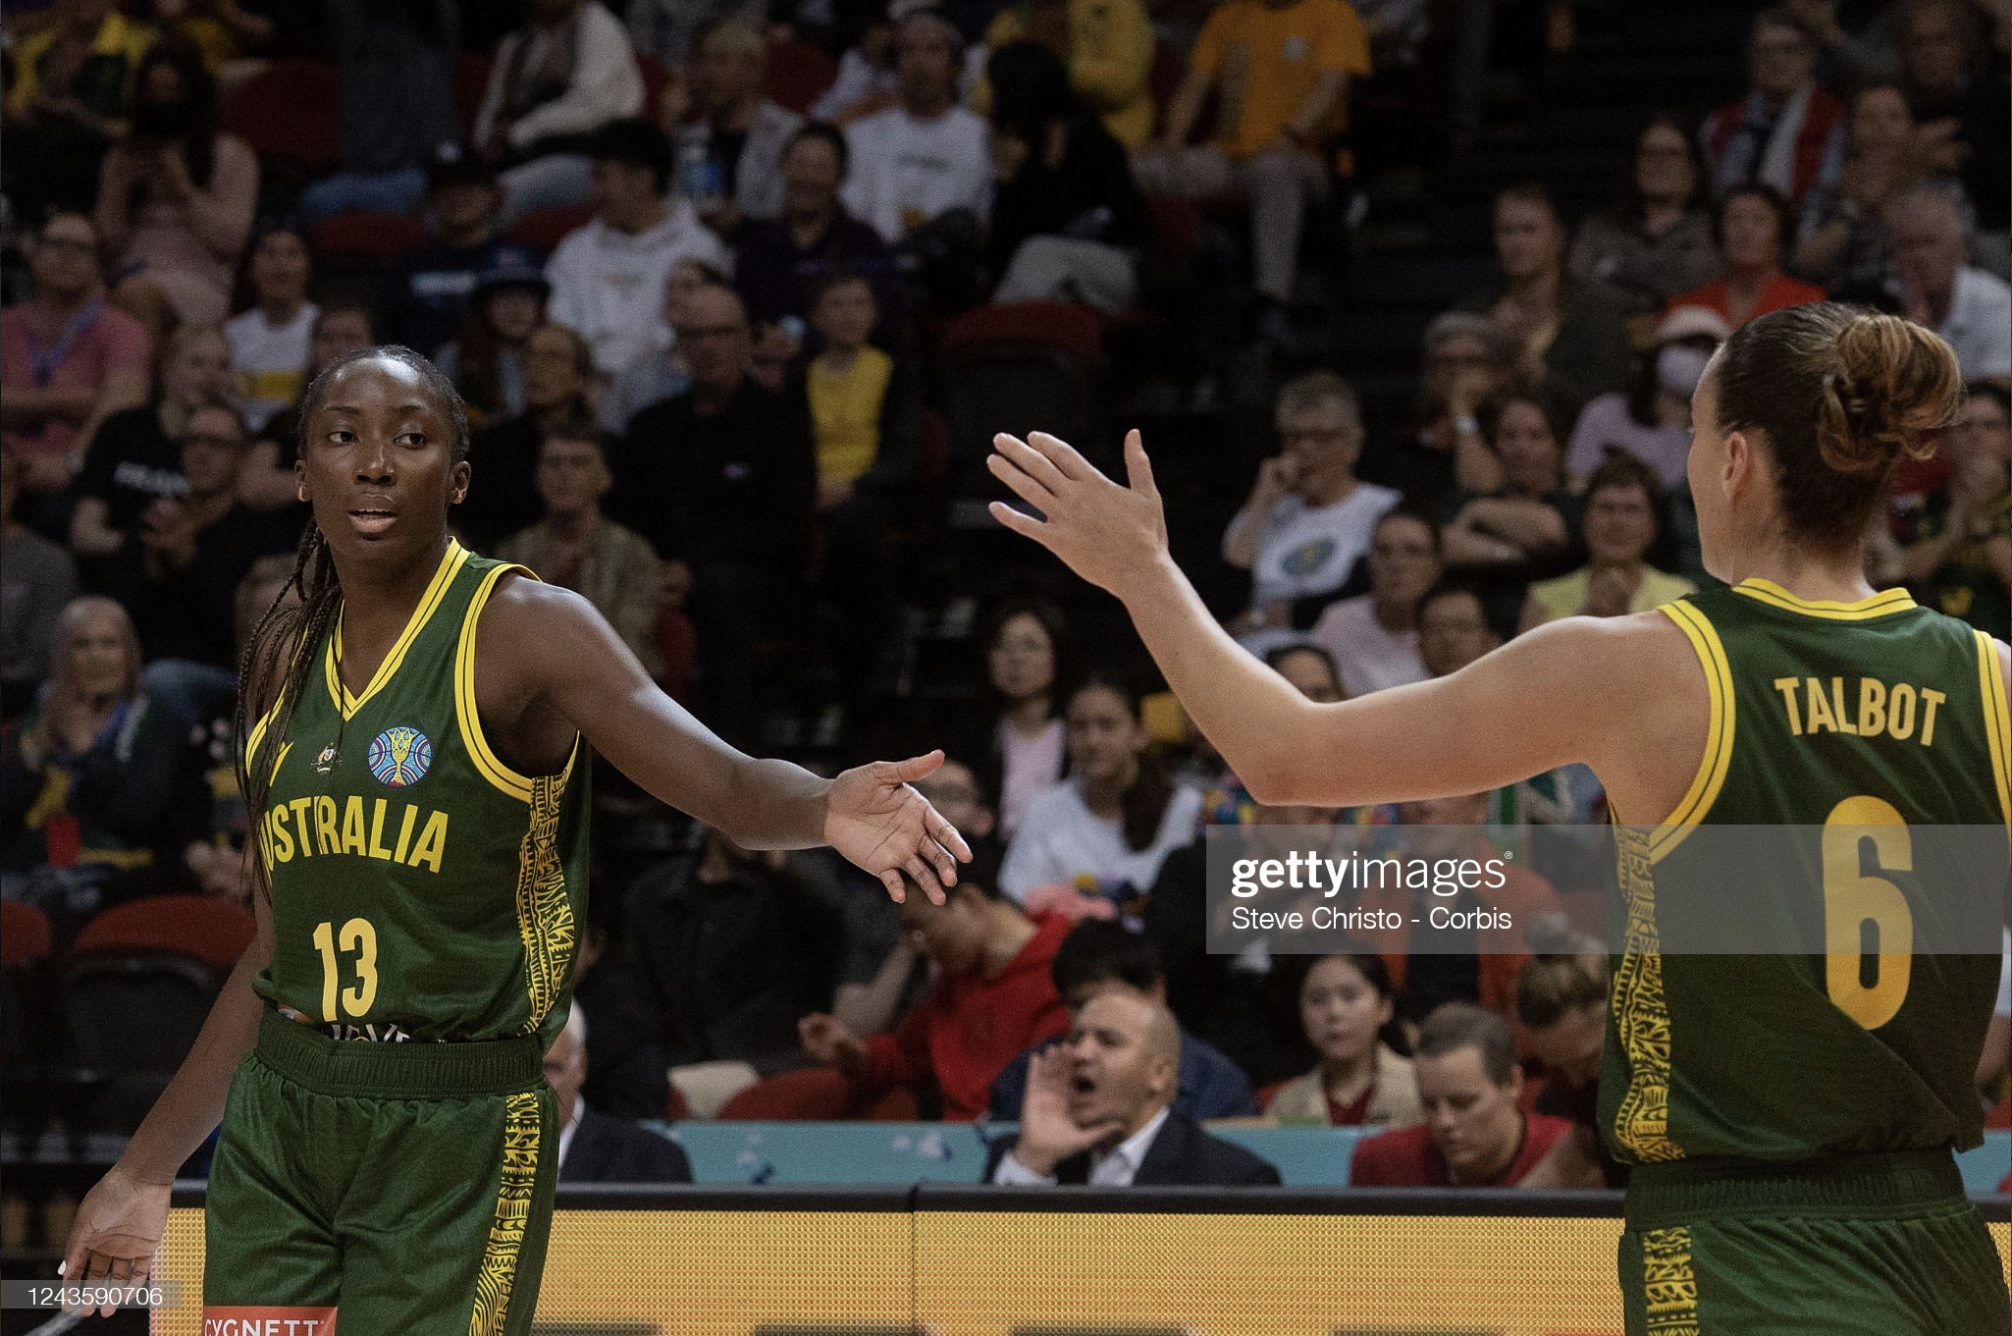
[{"xmin": 1, "ymin": 0, "xmax": 2008, "ymax": 1194}]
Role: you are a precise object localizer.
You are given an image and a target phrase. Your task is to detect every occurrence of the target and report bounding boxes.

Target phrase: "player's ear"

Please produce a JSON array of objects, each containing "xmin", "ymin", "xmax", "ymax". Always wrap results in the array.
[{"xmin": 449, "ymin": 459, "xmax": 471, "ymax": 507}]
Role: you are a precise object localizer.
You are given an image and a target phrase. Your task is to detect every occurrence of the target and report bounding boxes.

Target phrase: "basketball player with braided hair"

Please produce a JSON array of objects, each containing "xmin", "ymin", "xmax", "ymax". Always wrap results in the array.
[
  {"xmin": 58, "ymin": 346, "xmax": 970, "ymax": 1331},
  {"xmin": 988, "ymin": 303, "xmax": 2010, "ymax": 1331}
]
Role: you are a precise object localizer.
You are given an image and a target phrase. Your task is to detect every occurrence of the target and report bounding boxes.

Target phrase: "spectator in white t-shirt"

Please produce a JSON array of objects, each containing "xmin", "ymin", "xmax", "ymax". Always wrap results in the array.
[
  {"xmin": 1885, "ymin": 184, "xmax": 2012, "ymax": 382},
  {"xmin": 1223, "ymin": 372, "xmax": 1400, "ymax": 654},
  {"xmin": 225, "ymin": 228, "xmax": 318, "ymax": 434},
  {"xmin": 545, "ymin": 118, "xmax": 732, "ymax": 377},
  {"xmin": 1307, "ymin": 506, "xmax": 1440, "ymax": 698},
  {"xmin": 840, "ymin": 10, "xmax": 993, "ymax": 244},
  {"xmin": 1000, "ymin": 671, "xmax": 1203, "ymax": 906}
]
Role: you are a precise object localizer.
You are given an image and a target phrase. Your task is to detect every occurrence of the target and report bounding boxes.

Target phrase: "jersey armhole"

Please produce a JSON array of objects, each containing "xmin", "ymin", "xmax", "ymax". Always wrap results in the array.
[
  {"xmin": 455, "ymin": 564, "xmax": 540, "ymax": 804},
  {"xmin": 1974, "ymin": 630, "xmax": 2011, "ymax": 829},
  {"xmin": 1645, "ymin": 599, "xmax": 1735, "ymax": 863}
]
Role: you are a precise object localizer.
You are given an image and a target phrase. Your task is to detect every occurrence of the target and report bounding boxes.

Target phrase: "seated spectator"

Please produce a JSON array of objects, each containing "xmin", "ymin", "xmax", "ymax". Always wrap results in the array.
[
  {"xmin": 225, "ymin": 227, "xmax": 317, "ymax": 434},
  {"xmin": 1699, "ymin": 9, "xmax": 1843, "ymax": 207},
  {"xmin": 1261, "ymin": 952, "xmax": 1420, "ymax": 1127},
  {"xmin": 610, "ymin": 284, "xmax": 815, "ymax": 745},
  {"xmin": 629, "ymin": 825, "xmax": 846, "ymax": 1079},
  {"xmin": 735, "ymin": 123, "xmax": 906, "ymax": 358},
  {"xmin": 805, "ymin": 271, "xmax": 916, "ymax": 697},
  {"xmin": 474, "ymin": 0, "xmax": 645, "ymax": 228},
  {"xmin": 436, "ymin": 246, "xmax": 552, "ymax": 429},
  {"xmin": 1793, "ymin": 84, "xmax": 1947, "ymax": 301},
  {"xmin": 626, "ymin": 0, "xmax": 766, "ymax": 68},
  {"xmin": 1884, "ymin": 185, "xmax": 2011, "ymax": 381},
  {"xmin": 975, "ymin": 0, "xmax": 1156, "ymax": 148},
  {"xmin": 240, "ymin": 304, "xmax": 378, "ymax": 513},
  {"xmin": 1668, "ymin": 184, "xmax": 1826, "ymax": 329},
  {"xmin": 1307, "ymin": 506, "xmax": 1439, "ymax": 698},
  {"xmin": 841, "ymin": 12, "xmax": 993, "ymax": 245},
  {"xmin": 69, "ymin": 323, "xmax": 233, "ymax": 566},
  {"xmin": 1223, "ymin": 373, "xmax": 1399, "ymax": 651},
  {"xmin": 1133, "ymin": 0, "xmax": 1370, "ymax": 347},
  {"xmin": 1439, "ymin": 392, "xmax": 1578, "ymax": 581},
  {"xmin": 94, "ymin": 41, "xmax": 259, "ymax": 327},
  {"xmin": 549, "ymin": 1004, "xmax": 693, "ymax": 1183},
  {"xmin": 380, "ymin": 147, "xmax": 508, "ymax": 358},
  {"xmin": 985, "ymin": 41, "xmax": 1149, "ymax": 313},
  {"xmin": 1568, "ymin": 113, "xmax": 1718, "ymax": 313},
  {"xmin": 0, "ymin": 212, "xmax": 152, "ymax": 518},
  {"xmin": 813, "ymin": 5, "xmax": 901, "ymax": 124},
  {"xmin": 119, "ymin": 402, "xmax": 292, "ymax": 666},
  {"xmin": 600, "ymin": 257, "xmax": 718, "ymax": 433},
  {"xmin": 496, "ymin": 418, "xmax": 665, "ymax": 673},
  {"xmin": 831, "ymin": 753, "xmax": 1001, "ymax": 1039},
  {"xmin": 1565, "ymin": 306, "xmax": 1728, "ymax": 490},
  {"xmin": 2, "ymin": 0, "xmax": 154, "ymax": 222},
  {"xmin": 953, "ymin": 596, "xmax": 1070, "ymax": 842},
  {"xmin": 1457, "ymin": 183, "xmax": 1633, "ymax": 411},
  {"xmin": 459, "ymin": 322, "xmax": 598, "ymax": 553},
  {"xmin": 1523, "ymin": 455, "xmax": 1694, "ymax": 630},
  {"xmin": 545, "ymin": 118, "xmax": 732, "ymax": 378},
  {"xmin": 0, "ymin": 596, "xmax": 204, "ymax": 913},
  {"xmin": 1897, "ymin": 381, "xmax": 2009, "ymax": 638},
  {"xmin": 294, "ymin": 0, "xmax": 461, "ymax": 227},
  {"xmin": 147, "ymin": 0, "xmax": 274, "ymax": 72},
  {"xmin": 998, "ymin": 670, "xmax": 1204, "ymax": 906},
  {"xmin": 986, "ymin": 992, "xmax": 1280, "ymax": 1184},
  {"xmin": 1895, "ymin": 0, "xmax": 2009, "ymax": 240},
  {"xmin": 1, "ymin": 450, "xmax": 81, "ymax": 720},
  {"xmin": 674, "ymin": 20, "xmax": 805, "ymax": 240},
  {"xmin": 1349, "ymin": 1002, "xmax": 1575, "ymax": 1187},
  {"xmin": 988, "ymin": 918, "xmax": 1256, "ymax": 1121},
  {"xmin": 1512, "ymin": 916, "xmax": 1622, "ymax": 1189},
  {"xmin": 1368, "ymin": 312, "xmax": 1515, "ymax": 502},
  {"xmin": 1416, "ymin": 580, "xmax": 1499, "ymax": 677},
  {"xmin": 799, "ymin": 857, "xmax": 1072, "ymax": 1121}
]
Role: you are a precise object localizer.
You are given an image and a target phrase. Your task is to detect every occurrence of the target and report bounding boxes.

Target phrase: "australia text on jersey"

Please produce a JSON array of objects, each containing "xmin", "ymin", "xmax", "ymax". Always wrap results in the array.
[{"xmin": 256, "ymin": 794, "xmax": 450, "ymax": 872}]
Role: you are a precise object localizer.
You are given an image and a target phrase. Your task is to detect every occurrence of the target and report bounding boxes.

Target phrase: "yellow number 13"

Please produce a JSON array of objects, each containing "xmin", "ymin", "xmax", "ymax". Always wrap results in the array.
[
  {"xmin": 311, "ymin": 917, "xmax": 379, "ymax": 1022},
  {"xmin": 1823, "ymin": 796, "xmax": 1913, "ymax": 1030}
]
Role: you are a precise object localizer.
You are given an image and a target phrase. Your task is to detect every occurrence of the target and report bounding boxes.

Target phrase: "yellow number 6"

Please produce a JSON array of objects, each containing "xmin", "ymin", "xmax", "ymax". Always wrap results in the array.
[{"xmin": 1823, "ymin": 796, "xmax": 1913, "ymax": 1030}]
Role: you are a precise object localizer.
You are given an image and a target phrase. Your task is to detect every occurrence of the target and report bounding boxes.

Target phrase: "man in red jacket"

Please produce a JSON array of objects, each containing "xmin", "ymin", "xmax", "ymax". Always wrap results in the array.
[
  {"xmin": 799, "ymin": 857, "xmax": 1071, "ymax": 1120},
  {"xmin": 1350, "ymin": 1002, "xmax": 1576, "ymax": 1187}
]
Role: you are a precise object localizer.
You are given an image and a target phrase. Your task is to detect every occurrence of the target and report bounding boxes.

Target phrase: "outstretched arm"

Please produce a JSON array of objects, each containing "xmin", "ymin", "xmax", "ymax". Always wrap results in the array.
[
  {"xmin": 482, "ymin": 578, "xmax": 969, "ymax": 901},
  {"xmin": 986, "ymin": 430, "xmax": 1699, "ymax": 812}
]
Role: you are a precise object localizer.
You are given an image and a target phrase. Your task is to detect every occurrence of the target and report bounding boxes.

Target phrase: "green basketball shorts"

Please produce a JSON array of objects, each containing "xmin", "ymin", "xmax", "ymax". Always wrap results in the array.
[
  {"xmin": 1619, "ymin": 1148, "xmax": 2009, "ymax": 1335},
  {"xmin": 202, "ymin": 1008, "xmax": 557, "ymax": 1335}
]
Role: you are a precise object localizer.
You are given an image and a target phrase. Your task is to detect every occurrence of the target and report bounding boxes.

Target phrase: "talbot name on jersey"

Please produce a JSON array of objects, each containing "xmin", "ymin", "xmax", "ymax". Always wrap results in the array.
[
  {"xmin": 258, "ymin": 794, "xmax": 450, "ymax": 872},
  {"xmin": 1771, "ymin": 675, "xmax": 1947, "ymax": 746}
]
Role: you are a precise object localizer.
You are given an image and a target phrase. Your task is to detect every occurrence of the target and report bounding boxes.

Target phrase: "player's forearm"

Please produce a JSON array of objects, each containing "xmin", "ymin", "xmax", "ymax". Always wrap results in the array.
[
  {"xmin": 717, "ymin": 755, "xmax": 832, "ymax": 851},
  {"xmin": 116, "ymin": 952, "xmax": 269, "ymax": 1183}
]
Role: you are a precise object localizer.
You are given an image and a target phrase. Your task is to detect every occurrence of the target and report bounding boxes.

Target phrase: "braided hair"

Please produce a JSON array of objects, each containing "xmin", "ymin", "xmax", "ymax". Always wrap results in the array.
[{"xmin": 232, "ymin": 346, "xmax": 470, "ymax": 900}]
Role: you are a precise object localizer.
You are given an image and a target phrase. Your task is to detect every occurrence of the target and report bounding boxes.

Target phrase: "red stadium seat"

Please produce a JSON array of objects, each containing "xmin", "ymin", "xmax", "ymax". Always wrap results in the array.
[
  {"xmin": 716, "ymin": 1067, "xmax": 922, "ymax": 1121},
  {"xmin": 0, "ymin": 899, "xmax": 52, "ymax": 968},
  {"xmin": 71, "ymin": 895, "xmax": 254, "ymax": 969},
  {"xmin": 666, "ymin": 1084, "xmax": 691, "ymax": 1120},
  {"xmin": 311, "ymin": 211, "xmax": 429, "ymax": 259},
  {"xmin": 454, "ymin": 51, "xmax": 494, "ymax": 140},
  {"xmin": 766, "ymin": 37, "xmax": 838, "ymax": 115},
  {"xmin": 219, "ymin": 58, "xmax": 340, "ymax": 175},
  {"xmin": 637, "ymin": 52, "xmax": 674, "ymax": 124},
  {"xmin": 937, "ymin": 301, "xmax": 1108, "ymax": 366},
  {"xmin": 507, "ymin": 204, "xmax": 594, "ymax": 251}
]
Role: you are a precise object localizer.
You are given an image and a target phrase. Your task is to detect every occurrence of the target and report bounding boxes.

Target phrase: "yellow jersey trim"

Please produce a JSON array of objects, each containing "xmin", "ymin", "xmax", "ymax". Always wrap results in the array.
[
  {"xmin": 1976, "ymin": 631, "xmax": 2011, "ymax": 830},
  {"xmin": 1730, "ymin": 577, "xmax": 1916, "ymax": 621},
  {"xmin": 454, "ymin": 562, "xmax": 538, "ymax": 803},
  {"xmin": 1650, "ymin": 600, "xmax": 1735, "ymax": 863},
  {"xmin": 322, "ymin": 541, "xmax": 470, "ymax": 718},
  {"xmin": 244, "ymin": 690, "xmax": 288, "ymax": 775},
  {"xmin": 467, "ymin": 1089, "xmax": 542, "ymax": 1334}
]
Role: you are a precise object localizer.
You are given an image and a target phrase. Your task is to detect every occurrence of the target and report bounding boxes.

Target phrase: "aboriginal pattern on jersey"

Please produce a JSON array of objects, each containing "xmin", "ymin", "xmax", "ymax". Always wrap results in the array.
[
  {"xmin": 514, "ymin": 762, "xmax": 577, "ymax": 1034},
  {"xmin": 1641, "ymin": 1225, "xmax": 1699, "ymax": 1335},
  {"xmin": 468, "ymin": 1090, "xmax": 541, "ymax": 1335},
  {"xmin": 1611, "ymin": 826, "xmax": 1684, "ymax": 1162}
]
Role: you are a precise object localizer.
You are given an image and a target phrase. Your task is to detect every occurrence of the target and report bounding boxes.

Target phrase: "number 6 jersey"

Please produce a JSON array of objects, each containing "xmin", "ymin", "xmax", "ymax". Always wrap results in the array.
[
  {"xmin": 245, "ymin": 540, "xmax": 590, "ymax": 1050},
  {"xmin": 1602, "ymin": 577, "xmax": 2010, "ymax": 1166}
]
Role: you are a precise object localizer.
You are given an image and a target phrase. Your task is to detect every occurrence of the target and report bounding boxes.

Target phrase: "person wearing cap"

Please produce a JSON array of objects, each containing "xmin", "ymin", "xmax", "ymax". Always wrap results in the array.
[
  {"xmin": 545, "ymin": 118, "xmax": 732, "ymax": 377},
  {"xmin": 1563, "ymin": 305, "xmax": 1728, "ymax": 491},
  {"xmin": 224, "ymin": 227, "xmax": 318, "ymax": 435},
  {"xmin": 435, "ymin": 246, "xmax": 553, "ymax": 426},
  {"xmin": 840, "ymin": 10, "xmax": 994, "ymax": 246},
  {"xmin": 380, "ymin": 146, "xmax": 509, "ymax": 357},
  {"xmin": 294, "ymin": 0, "xmax": 463, "ymax": 228}
]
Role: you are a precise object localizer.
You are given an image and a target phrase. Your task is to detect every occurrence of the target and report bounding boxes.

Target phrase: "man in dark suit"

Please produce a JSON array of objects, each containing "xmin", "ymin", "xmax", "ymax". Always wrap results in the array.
[
  {"xmin": 549, "ymin": 1004, "xmax": 693, "ymax": 1185},
  {"xmin": 986, "ymin": 992, "xmax": 1280, "ymax": 1187}
]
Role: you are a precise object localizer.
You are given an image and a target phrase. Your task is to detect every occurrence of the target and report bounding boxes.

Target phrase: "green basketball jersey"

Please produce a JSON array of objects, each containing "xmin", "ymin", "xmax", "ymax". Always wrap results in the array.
[
  {"xmin": 246, "ymin": 540, "xmax": 589, "ymax": 1049},
  {"xmin": 1601, "ymin": 577, "xmax": 2010, "ymax": 1166}
]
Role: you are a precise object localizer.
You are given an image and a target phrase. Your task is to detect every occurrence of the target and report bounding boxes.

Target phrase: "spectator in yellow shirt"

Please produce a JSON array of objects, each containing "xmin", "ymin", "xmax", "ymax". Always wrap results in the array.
[
  {"xmin": 1132, "ymin": 0, "xmax": 1370, "ymax": 346},
  {"xmin": 973, "ymin": 0, "xmax": 1157, "ymax": 149}
]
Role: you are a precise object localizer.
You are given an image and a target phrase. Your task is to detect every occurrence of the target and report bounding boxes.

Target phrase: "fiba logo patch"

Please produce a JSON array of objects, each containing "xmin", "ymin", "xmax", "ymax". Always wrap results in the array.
[{"xmin": 366, "ymin": 726, "xmax": 432, "ymax": 787}]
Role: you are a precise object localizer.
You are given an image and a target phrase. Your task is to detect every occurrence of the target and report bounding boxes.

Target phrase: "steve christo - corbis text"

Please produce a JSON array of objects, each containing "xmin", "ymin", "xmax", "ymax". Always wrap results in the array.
[{"xmin": 1226, "ymin": 849, "xmax": 1519, "ymax": 934}]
